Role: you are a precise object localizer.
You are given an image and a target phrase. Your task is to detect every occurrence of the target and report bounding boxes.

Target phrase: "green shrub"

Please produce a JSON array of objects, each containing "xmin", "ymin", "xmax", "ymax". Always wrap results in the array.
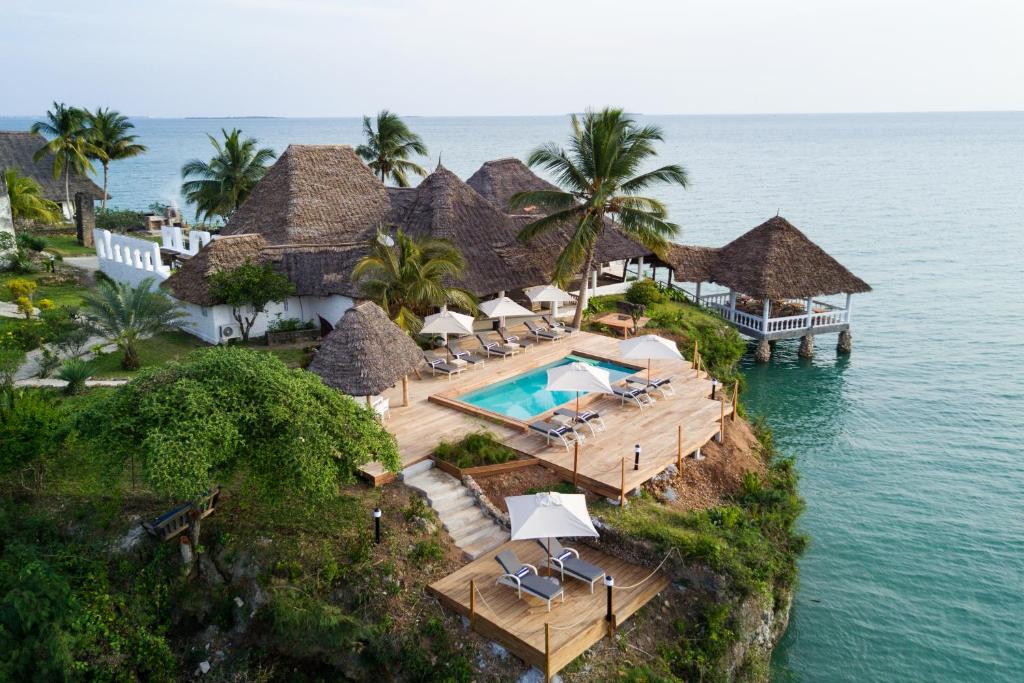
[
  {"xmin": 626, "ymin": 279, "xmax": 664, "ymax": 306},
  {"xmin": 57, "ymin": 358, "xmax": 94, "ymax": 395},
  {"xmin": 409, "ymin": 540, "xmax": 444, "ymax": 564},
  {"xmin": 16, "ymin": 232, "xmax": 47, "ymax": 252},
  {"xmin": 264, "ymin": 591, "xmax": 364, "ymax": 663},
  {"xmin": 96, "ymin": 207, "xmax": 146, "ymax": 231},
  {"xmin": 432, "ymin": 430, "xmax": 517, "ymax": 469},
  {"xmin": 267, "ymin": 315, "xmax": 315, "ymax": 333}
]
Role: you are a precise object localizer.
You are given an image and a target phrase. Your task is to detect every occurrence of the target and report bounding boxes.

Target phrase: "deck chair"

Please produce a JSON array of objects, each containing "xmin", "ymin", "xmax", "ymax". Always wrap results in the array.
[
  {"xmin": 646, "ymin": 376, "xmax": 675, "ymax": 397},
  {"xmin": 498, "ymin": 326, "xmax": 535, "ymax": 350},
  {"xmin": 542, "ymin": 315, "xmax": 578, "ymax": 336},
  {"xmin": 422, "ymin": 351, "xmax": 465, "ymax": 379},
  {"xmin": 529, "ymin": 420, "xmax": 584, "ymax": 451},
  {"xmin": 534, "ymin": 538, "xmax": 606, "ymax": 593},
  {"xmin": 474, "ymin": 333, "xmax": 519, "ymax": 358},
  {"xmin": 448, "ymin": 340, "xmax": 487, "ymax": 367},
  {"xmin": 495, "ymin": 550, "xmax": 564, "ymax": 611},
  {"xmin": 553, "ymin": 407, "xmax": 606, "ymax": 437},
  {"xmin": 612, "ymin": 384, "xmax": 655, "ymax": 411},
  {"xmin": 525, "ymin": 319, "xmax": 562, "ymax": 341}
]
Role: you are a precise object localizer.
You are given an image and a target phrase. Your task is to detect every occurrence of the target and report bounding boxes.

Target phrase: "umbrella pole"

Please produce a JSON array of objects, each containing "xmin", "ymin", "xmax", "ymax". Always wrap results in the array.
[
  {"xmin": 575, "ymin": 391, "xmax": 580, "ymax": 417},
  {"xmin": 547, "ymin": 537, "xmax": 553, "ymax": 577}
]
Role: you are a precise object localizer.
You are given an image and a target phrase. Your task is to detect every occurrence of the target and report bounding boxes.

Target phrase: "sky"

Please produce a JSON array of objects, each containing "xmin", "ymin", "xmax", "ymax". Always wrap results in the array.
[{"xmin": 0, "ymin": 0, "xmax": 1021, "ymax": 117}]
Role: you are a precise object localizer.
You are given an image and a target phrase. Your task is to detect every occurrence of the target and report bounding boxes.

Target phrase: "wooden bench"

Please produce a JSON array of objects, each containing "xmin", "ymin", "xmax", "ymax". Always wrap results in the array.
[{"xmin": 142, "ymin": 488, "xmax": 221, "ymax": 542}]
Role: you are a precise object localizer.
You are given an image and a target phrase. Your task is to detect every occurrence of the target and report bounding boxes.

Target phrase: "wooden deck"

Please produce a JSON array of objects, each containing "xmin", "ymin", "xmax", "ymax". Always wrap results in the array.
[
  {"xmin": 427, "ymin": 539, "xmax": 669, "ymax": 677},
  {"xmin": 361, "ymin": 330, "xmax": 731, "ymax": 492}
]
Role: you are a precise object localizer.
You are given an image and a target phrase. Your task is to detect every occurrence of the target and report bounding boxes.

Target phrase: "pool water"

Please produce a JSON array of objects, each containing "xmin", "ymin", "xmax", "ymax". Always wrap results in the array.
[{"xmin": 459, "ymin": 355, "xmax": 638, "ymax": 420}]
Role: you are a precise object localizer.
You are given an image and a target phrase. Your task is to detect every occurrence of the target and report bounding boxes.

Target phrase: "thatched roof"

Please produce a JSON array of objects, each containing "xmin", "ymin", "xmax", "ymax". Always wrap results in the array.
[
  {"xmin": 307, "ymin": 300, "xmax": 423, "ymax": 396},
  {"xmin": 0, "ymin": 131, "xmax": 106, "ymax": 201},
  {"xmin": 266, "ymin": 243, "xmax": 366, "ymax": 298},
  {"xmin": 222, "ymin": 145, "xmax": 389, "ymax": 245},
  {"xmin": 161, "ymin": 234, "xmax": 268, "ymax": 305},
  {"xmin": 386, "ymin": 165, "xmax": 546, "ymax": 296},
  {"xmin": 666, "ymin": 216, "xmax": 871, "ymax": 299},
  {"xmin": 467, "ymin": 157, "xmax": 653, "ymax": 266}
]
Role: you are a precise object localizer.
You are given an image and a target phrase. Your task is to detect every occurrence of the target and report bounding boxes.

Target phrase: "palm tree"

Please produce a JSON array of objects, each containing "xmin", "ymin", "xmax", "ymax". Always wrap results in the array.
[
  {"xmin": 510, "ymin": 107, "xmax": 689, "ymax": 329},
  {"xmin": 355, "ymin": 111, "xmax": 428, "ymax": 187},
  {"xmin": 351, "ymin": 229, "xmax": 476, "ymax": 332},
  {"xmin": 30, "ymin": 102, "xmax": 95, "ymax": 214},
  {"xmin": 4, "ymin": 169, "xmax": 63, "ymax": 224},
  {"xmin": 82, "ymin": 277, "xmax": 185, "ymax": 370},
  {"xmin": 85, "ymin": 108, "xmax": 147, "ymax": 212},
  {"xmin": 181, "ymin": 129, "xmax": 275, "ymax": 222}
]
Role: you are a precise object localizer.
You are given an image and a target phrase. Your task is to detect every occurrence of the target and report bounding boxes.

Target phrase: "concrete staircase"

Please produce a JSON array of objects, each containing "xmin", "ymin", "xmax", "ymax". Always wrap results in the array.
[{"xmin": 402, "ymin": 462, "xmax": 509, "ymax": 560}]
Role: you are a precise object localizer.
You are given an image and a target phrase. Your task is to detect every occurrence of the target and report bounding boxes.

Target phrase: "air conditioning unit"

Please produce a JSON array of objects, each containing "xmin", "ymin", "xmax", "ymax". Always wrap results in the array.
[{"xmin": 218, "ymin": 324, "xmax": 240, "ymax": 342}]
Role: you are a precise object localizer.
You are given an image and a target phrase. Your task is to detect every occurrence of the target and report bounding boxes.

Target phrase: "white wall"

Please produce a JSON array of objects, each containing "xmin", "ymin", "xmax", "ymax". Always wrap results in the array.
[{"xmin": 94, "ymin": 229, "xmax": 170, "ymax": 288}]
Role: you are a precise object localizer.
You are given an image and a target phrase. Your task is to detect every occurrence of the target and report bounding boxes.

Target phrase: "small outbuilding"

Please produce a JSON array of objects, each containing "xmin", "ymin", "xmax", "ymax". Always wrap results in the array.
[
  {"xmin": 667, "ymin": 216, "xmax": 871, "ymax": 361},
  {"xmin": 308, "ymin": 300, "xmax": 423, "ymax": 412}
]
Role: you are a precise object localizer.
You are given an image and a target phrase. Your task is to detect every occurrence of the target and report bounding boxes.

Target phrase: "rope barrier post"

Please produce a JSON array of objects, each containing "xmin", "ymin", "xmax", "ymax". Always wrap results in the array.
[
  {"xmin": 469, "ymin": 579, "xmax": 476, "ymax": 627},
  {"xmin": 544, "ymin": 623, "xmax": 551, "ymax": 682},
  {"xmin": 731, "ymin": 380, "xmax": 739, "ymax": 421},
  {"xmin": 677, "ymin": 424, "xmax": 683, "ymax": 470},
  {"xmin": 605, "ymin": 575, "xmax": 614, "ymax": 639},
  {"xmin": 620, "ymin": 457, "xmax": 626, "ymax": 506},
  {"xmin": 573, "ymin": 441, "xmax": 579, "ymax": 486}
]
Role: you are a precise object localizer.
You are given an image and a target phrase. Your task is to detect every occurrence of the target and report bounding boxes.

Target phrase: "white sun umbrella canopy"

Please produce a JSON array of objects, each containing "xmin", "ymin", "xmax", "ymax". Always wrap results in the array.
[
  {"xmin": 525, "ymin": 284, "xmax": 575, "ymax": 317},
  {"xmin": 478, "ymin": 296, "xmax": 534, "ymax": 329},
  {"xmin": 546, "ymin": 361, "xmax": 613, "ymax": 416},
  {"xmin": 618, "ymin": 334, "xmax": 683, "ymax": 384},
  {"xmin": 506, "ymin": 491, "xmax": 599, "ymax": 574},
  {"xmin": 421, "ymin": 309, "xmax": 475, "ymax": 359}
]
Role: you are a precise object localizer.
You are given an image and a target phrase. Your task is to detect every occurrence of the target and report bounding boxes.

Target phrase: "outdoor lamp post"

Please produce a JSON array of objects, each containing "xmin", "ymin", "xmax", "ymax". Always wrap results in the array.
[
  {"xmin": 634, "ymin": 443, "xmax": 641, "ymax": 471},
  {"xmin": 605, "ymin": 575, "xmax": 614, "ymax": 622},
  {"xmin": 373, "ymin": 507, "xmax": 382, "ymax": 544},
  {"xmin": 711, "ymin": 377, "xmax": 718, "ymax": 399}
]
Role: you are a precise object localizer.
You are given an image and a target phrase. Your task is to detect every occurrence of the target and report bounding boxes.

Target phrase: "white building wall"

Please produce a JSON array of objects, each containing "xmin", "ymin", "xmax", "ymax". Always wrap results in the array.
[{"xmin": 94, "ymin": 229, "xmax": 170, "ymax": 288}]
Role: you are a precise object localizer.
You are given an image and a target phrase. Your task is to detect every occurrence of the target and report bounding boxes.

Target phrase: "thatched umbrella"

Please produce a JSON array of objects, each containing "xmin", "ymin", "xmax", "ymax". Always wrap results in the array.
[{"xmin": 308, "ymin": 301, "xmax": 423, "ymax": 408}]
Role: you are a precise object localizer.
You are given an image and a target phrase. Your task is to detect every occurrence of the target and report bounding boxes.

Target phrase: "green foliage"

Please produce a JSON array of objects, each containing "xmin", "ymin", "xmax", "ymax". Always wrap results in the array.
[
  {"xmin": 0, "ymin": 559, "xmax": 74, "ymax": 681},
  {"xmin": 409, "ymin": 539, "xmax": 444, "ymax": 565},
  {"xmin": 82, "ymin": 277, "xmax": 185, "ymax": 369},
  {"xmin": 266, "ymin": 315, "xmax": 315, "ymax": 333},
  {"xmin": 7, "ymin": 277, "xmax": 37, "ymax": 301},
  {"xmin": 432, "ymin": 430, "xmax": 517, "ymax": 469},
  {"xmin": 4, "ymin": 168, "xmax": 63, "ymax": 224},
  {"xmin": 56, "ymin": 358, "xmax": 94, "ymax": 395},
  {"xmin": 209, "ymin": 259, "xmax": 295, "ymax": 341},
  {"xmin": 181, "ymin": 128, "xmax": 276, "ymax": 222},
  {"xmin": 85, "ymin": 107, "xmax": 147, "ymax": 212},
  {"xmin": 75, "ymin": 347, "xmax": 400, "ymax": 501},
  {"xmin": 0, "ymin": 389, "xmax": 64, "ymax": 479},
  {"xmin": 37, "ymin": 346, "xmax": 60, "ymax": 378},
  {"xmin": 95, "ymin": 207, "xmax": 146, "ymax": 231},
  {"xmin": 626, "ymin": 278, "xmax": 665, "ymax": 306},
  {"xmin": 352, "ymin": 228, "xmax": 477, "ymax": 332},
  {"xmin": 402, "ymin": 493, "xmax": 431, "ymax": 522},
  {"xmin": 31, "ymin": 102, "xmax": 95, "ymax": 210},
  {"xmin": 355, "ymin": 110, "xmax": 429, "ymax": 187},
  {"xmin": 17, "ymin": 232, "xmax": 49, "ymax": 253},
  {"xmin": 263, "ymin": 591, "xmax": 364, "ymax": 664}
]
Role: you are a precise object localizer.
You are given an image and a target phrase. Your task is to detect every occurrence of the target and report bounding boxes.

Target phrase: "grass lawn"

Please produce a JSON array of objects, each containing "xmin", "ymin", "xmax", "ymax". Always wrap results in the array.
[
  {"xmin": 0, "ymin": 269, "xmax": 90, "ymax": 309},
  {"xmin": 40, "ymin": 233, "xmax": 97, "ymax": 257}
]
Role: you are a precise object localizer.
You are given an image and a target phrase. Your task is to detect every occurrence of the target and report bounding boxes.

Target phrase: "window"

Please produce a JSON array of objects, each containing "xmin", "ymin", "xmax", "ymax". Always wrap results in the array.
[{"xmin": 201, "ymin": 306, "xmax": 209, "ymax": 318}]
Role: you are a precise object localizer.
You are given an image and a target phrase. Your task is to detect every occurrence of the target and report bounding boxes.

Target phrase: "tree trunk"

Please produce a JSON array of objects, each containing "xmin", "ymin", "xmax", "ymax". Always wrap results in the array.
[
  {"xmin": 122, "ymin": 343, "xmax": 140, "ymax": 370},
  {"xmin": 63, "ymin": 157, "xmax": 71, "ymax": 219},
  {"xmin": 101, "ymin": 162, "xmax": 109, "ymax": 212},
  {"xmin": 572, "ymin": 247, "xmax": 596, "ymax": 330}
]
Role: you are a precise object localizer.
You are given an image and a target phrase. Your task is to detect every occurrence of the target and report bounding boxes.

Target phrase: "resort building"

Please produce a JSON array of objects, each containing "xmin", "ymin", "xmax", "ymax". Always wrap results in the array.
[{"xmin": 667, "ymin": 216, "xmax": 871, "ymax": 360}]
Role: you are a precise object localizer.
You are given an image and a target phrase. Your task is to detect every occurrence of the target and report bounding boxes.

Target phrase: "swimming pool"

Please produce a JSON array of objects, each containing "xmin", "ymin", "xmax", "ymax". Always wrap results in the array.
[{"xmin": 459, "ymin": 354, "xmax": 638, "ymax": 420}]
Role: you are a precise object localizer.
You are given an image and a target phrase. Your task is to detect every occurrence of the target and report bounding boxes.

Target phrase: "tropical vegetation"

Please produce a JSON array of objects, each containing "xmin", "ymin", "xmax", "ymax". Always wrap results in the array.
[
  {"xmin": 84, "ymin": 108, "xmax": 147, "ymax": 211},
  {"xmin": 351, "ymin": 229, "xmax": 476, "ymax": 332},
  {"xmin": 81, "ymin": 277, "xmax": 185, "ymax": 369},
  {"xmin": 3, "ymin": 168, "xmax": 63, "ymax": 224},
  {"xmin": 511, "ymin": 107, "xmax": 689, "ymax": 329},
  {"xmin": 30, "ymin": 102, "xmax": 95, "ymax": 213},
  {"xmin": 355, "ymin": 110, "xmax": 429, "ymax": 187},
  {"xmin": 209, "ymin": 259, "xmax": 295, "ymax": 341},
  {"xmin": 180, "ymin": 128, "xmax": 275, "ymax": 222}
]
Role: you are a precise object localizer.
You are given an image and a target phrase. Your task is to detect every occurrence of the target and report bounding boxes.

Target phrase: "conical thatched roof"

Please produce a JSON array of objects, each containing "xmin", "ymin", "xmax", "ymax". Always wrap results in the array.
[
  {"xmin": 221, "ymin": 145, "xmax": 389, "ymax": 245},
  {"xmin": 307, "ymin": 301, "xmax": 422, "ymax": 396},
  {"xmin": 667, "ymin": 216, "xmax": 871, "ymax": 299},
  {"xmin": 387, "ymin": 165, "xmax": 545, "ymax": 296},
  {"xmin": 161, "ymin": 234, "xmax": 268, "ymax": 305},
  {"xmin": 0, "ymin": 131, "xmax": 106, "ymax": 201}
]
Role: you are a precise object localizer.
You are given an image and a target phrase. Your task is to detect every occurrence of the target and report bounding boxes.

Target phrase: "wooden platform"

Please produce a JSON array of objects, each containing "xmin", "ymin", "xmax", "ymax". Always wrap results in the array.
[
  {"xmin": 360, "ymin": 330, "xmax": 731, "ymax": 492},
  {"xmin": 427, "ymin": 539, "xmax": 669, "ymax": 677}
]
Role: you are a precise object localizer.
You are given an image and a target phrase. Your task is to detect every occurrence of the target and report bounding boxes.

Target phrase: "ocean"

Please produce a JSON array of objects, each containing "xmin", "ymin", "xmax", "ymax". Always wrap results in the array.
[{"xmin": 3, "ymin": 112, "xmax": 1022, "ymax": 681}]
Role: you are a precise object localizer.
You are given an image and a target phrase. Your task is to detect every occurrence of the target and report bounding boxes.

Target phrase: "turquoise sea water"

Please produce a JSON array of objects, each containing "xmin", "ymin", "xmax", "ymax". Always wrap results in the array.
[
  {"xmin": 3, "ymin": 112, "xmax": 1022, "ymax": 681},
  {"xmin": 459, "ymin": 354, "xmax": 636, "ymax": 420}
]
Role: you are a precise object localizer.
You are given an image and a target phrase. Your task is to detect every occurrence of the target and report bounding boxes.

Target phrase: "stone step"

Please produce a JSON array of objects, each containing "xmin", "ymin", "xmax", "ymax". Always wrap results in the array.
[
  {"xmin": 433, "ymin": 494, "xmax": 475, "ymax": 516},
  {"xmin": 399, "ymin": 459, "xmax": 434, "ymax": 480},
  {"xmin": 462, "ymin": 529, "xmax": 511, "ymax": 561},
  {"xmin": 450, "ymin": 516, "xmax": 496, "ymax": 545},
  {"xmin": 443, "ymin": 505, "xmax": 489, "ymax": 531}
]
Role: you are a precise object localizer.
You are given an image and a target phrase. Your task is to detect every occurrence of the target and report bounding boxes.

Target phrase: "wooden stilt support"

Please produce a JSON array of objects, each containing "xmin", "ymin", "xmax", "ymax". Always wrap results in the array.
[
  {"xmin": 573, "ymin": 441, "xmax": 579, "ymax": 486},
  {"xmin": 544, "ymin": 623, "xmax": 552, "ymax": 682},
  {"xmin": 677, "ymin": 424, "xmax": 683, "ymax": 470},
  {"xmin": 731, "ymin": 381, "xmax": 738, "ymax": 421},
  {"xmin": 469, "ymin": 579, "xmax": 476, "ymax": 627},
  {"xmin": 620, "ymin": 457, "xmax": 626, "ymax": 506},
  {"xmin": 402, "ymin": 375, "xmax": 409, "ymax": 407}
]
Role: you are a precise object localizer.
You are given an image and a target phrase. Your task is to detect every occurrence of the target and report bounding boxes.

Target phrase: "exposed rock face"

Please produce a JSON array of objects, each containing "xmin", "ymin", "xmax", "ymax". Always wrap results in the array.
[
  {"xmin": 837, "ymin": 329, "xmax": 853, "ymax": 354},
  {"xmin": 755, "ymin": 339, "xmax": 772, "ymax": 363},
  {"xmin": 798, "ymin": 335, "xmax": 815, "ymax": 358}
]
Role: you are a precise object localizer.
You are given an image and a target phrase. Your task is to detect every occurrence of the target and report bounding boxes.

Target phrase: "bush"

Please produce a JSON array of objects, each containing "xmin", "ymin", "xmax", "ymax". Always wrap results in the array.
[
  {"xmin": 95, "ymin": 207, "xmax": 146, "ymax": 231},
  {"xmin": 6, "ymin": 277, "xmax": 37, "ymax": 301},
  {"xmin": 409, "ymin": 540, "xmax": 444, "ymax": 564},
  {"xmin": 14, "ymin": 296, "xmax": 33, "ymax": 319},
  {"xmin": 626, "ymin": 279, "xmax": 664, "ymax": 306},
  {"xmin": 37, "ymin": 346, "xmax": 61, "ymax": 378},
  {"xmin": 57, "ymin": 358, "xmax": 94, "ymax": 395},
  {"xmin": 432, "ymin": 430, "xmax": 517, "ymax": 469},
  {"xmin": 16, "ymin": 232, "xmax": 47, "ymax": 252},
  {"xmin": 267, "ymin": 315, "xmax": 315, "ymax": 333}
]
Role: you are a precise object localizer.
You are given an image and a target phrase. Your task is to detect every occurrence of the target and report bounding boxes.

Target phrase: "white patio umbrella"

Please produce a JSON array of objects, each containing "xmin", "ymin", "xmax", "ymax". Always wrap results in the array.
[
  {"xmin": 525, "ymin": 284, "xmax": 575, "ymax": 317},
  {"xmin": 546, "ymin": 361, "xmax": 613, "ymax": 417},
  {"xmin": 478, "ymin": 296, "xmax": 534, "ymax": 329},
  {"xmin": 506, "ymin": 491, "xmax": 599, "ymax": 575},
  {"xmin": 421, "ymin": 308, "xmax": 475, "ymax": 360},
  {"xmin": 618, "ymin": 334, "xmax": 682, "ymax": 384}
]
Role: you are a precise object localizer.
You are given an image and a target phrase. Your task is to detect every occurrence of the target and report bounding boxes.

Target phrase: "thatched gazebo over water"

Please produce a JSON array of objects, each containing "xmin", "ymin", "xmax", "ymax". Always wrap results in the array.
[
  {"xmin": 308, "ymin": 301, "xmax": 423, "ymax": 408},
  {"xmin": 667, "ymin": 216, "xmax": 871, "ymax": 361}
]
